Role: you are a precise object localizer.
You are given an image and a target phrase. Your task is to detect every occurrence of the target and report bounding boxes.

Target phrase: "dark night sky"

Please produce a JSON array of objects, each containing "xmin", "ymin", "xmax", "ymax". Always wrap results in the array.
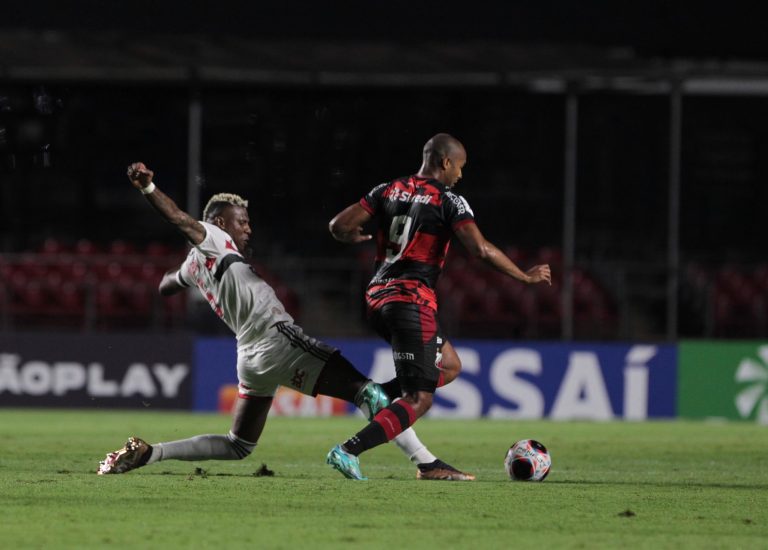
[{"xmin": 2, "ymin": 1, "xmax": 765, "ymax": 60}]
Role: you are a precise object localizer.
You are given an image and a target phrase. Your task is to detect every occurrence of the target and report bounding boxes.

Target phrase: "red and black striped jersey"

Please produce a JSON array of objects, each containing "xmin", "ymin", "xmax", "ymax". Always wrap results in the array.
[{"xmin": 360, "ymin": 175, "xmax": 476, "ymax": 310}]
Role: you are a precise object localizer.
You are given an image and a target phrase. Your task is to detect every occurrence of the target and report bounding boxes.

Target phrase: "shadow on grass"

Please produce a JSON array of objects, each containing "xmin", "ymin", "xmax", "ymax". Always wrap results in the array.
[
  {"xmin": 546, "ymin": 479, "xmax": 768, "ymax": 490},
  {"xmin": 71, "ymin": 464, "xmax": 276, "ymax": 478},
  {"xmin": 72, "ymin": 468, "xmax": 767, "ymax": 489}
]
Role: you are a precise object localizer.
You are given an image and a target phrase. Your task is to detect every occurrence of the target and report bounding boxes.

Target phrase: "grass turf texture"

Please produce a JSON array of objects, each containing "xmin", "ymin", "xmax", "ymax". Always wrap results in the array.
[{"xmin": 2, "ymin": 410, "xmax": 767, "ymax": 549}]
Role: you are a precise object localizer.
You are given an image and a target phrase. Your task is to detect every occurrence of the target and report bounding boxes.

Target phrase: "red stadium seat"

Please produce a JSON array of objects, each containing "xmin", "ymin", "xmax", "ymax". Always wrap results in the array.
[
  {"xmin": 38, "ymin": 237, "xmax": 70, "ymax": 255},
  {"xmin": 124, "ymin": 282, "xmax": 154, "ymax": 315},
  {"xmin": 145, "ymin": 241, "xmax": 172, "ymax": 258},
  {"xmin": 752, "ymin": 264, "xmax": 768, "ymax": 292},
  {"xmin": 108, "ymin": 240, "xmax": 137, "ymax": 256},
  {"xmin": 160, "ymin": 292, "xmax": 187, "ymax": 327},
  {"xmin": 74, "ymin": 239, "xmax": 101, "ymax": 255},
  {"xmin": 502, "ymin": 245, "xmax": 527, "ymax": 265},
  {"xmin": 16, "ymin": 255, "xmax": 47, "ymax": 279},
  {"xmin": 57, "ymin": 282, "xmax": 86, "ymax": 312},
  {"xmin": 11, "ymin": 281, "xmax": 48, "ymax": 315},
  {"xmin": 0, "ymin": 258, "xmax": 13, "ymax": 280},
  {"xmin": 716, "ymin": 266, "xmax": 752, "ymax": 296},
  {"xmin": 137, "ymin": 262, "xmax": 163, "ymax": 283},
  {"xmin": 712, "ymin": 282, "xmax": 765, "ymax": 337},
  {"xmin": 57, "ymin": 258, "xmax": 91, "ymax": 283},
  {"xmin": 535, "ymin": 246, "xmax": 562, "ymax": 269},
  {"xmin": 530, "ymin": 282, "xmax": 562, "ymax": 338}
]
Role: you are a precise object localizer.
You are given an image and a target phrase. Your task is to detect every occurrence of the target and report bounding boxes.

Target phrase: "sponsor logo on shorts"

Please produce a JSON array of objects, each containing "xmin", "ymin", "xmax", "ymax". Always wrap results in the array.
[
  {"xmin": 393, "ymin": 351, "xmax": 415, "ymax": 361},
  {"xmin": 290, "ymin": 368, "xmax": 307, "ymax": 389}
]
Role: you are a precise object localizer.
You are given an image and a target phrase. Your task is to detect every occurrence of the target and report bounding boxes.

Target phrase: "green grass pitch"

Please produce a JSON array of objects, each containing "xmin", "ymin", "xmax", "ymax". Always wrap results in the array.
[{"xmin": 2, "ymin": 409, "xmax": 767, "ymax": 549}]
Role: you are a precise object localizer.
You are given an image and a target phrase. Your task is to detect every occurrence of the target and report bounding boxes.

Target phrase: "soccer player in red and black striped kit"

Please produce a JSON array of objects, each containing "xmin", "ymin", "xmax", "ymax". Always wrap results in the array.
[{"xmin": 326, "ymin": 133, "xmax": 551, "ymax": 480}]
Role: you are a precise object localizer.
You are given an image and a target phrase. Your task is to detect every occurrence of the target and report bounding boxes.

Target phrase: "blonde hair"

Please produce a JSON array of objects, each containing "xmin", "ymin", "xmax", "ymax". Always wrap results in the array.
[{"xmin": 202, "ymin": 193, "xmax": 249, "ymax": 221}]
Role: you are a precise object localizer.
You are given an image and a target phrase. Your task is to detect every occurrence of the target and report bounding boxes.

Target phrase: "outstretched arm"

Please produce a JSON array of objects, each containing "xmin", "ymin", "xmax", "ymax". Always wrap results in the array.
[
  {"xmin": 127, "ymin": 162, "xmax": 206, "ymax": 245},
  {"xmin": 329, "ymin": 203, "xmax": 373, "ymax": 244},
  {"xmin": 454, "ymin": 222, "xmax": 551, "ymax": 285}
]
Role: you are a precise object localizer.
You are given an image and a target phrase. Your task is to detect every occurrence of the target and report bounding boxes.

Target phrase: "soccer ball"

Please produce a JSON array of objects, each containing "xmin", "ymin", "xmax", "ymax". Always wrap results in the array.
[{"xmin": 504, "ymin": 439, "xmax": 551, "ymax": 481}]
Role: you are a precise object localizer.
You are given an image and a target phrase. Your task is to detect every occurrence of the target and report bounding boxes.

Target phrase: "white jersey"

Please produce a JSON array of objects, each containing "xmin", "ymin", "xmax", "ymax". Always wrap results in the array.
[{"xmin": 176, "ymin": 222, "xmax": 293, "ymax": 350}]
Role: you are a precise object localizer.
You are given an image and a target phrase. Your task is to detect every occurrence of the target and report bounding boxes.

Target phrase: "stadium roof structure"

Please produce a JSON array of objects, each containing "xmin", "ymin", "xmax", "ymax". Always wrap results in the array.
[{"xmin": 4, "ymin": 31, "xmax": 768, "ymax": 95}]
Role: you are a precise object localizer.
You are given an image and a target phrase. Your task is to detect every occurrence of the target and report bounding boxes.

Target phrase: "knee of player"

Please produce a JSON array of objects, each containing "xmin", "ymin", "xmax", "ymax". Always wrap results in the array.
[
  {"xmin": 227, "ymin": 431, "xmax": 257, "ymax": 459},
  {"xmin": 441, "ymin": 358, "xmax": 461, "ymax": 384},
  {"xmin": 440, "ymin": 350, "xmax": 462, "ymax": 384}
]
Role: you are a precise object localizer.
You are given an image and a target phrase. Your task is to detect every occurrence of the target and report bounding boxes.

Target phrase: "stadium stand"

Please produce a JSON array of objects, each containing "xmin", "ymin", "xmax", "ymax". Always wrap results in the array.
[
  {"xmin": 0, "ymin": 239, "xmax": 299, "ymax": 331},
  {"xmin": 360, "ymin": 245, "xmax": 618, "ymax": 339},
  {"xmin": 3, "ymin": 238, "xmax": 766, "ymax": 339},
  {"xmin": 681, "ymin": 263, "xmax": 768, "ymax": 338}
]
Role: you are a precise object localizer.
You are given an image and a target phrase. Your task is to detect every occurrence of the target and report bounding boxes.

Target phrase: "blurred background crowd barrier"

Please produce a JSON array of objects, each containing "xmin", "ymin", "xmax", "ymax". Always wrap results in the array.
[
  {"xmin": 1, "ymin": 2, "xmax": 767, "ymax": 342},
  {"xmin": 1, "ymin": 86, "xmax": 766, "ymax": 341}
]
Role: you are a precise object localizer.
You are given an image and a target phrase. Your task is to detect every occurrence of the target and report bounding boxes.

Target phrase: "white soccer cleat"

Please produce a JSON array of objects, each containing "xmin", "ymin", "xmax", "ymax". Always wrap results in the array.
[{"xmin": 97, "ymin": 437, "xmax": 151, "ymax": 475}]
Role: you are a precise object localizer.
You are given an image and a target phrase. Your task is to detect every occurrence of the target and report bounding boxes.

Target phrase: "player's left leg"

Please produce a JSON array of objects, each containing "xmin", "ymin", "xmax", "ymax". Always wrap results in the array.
[{"xmin": 97, "ymin": 395, "xmax": 271, "ymax": 475}]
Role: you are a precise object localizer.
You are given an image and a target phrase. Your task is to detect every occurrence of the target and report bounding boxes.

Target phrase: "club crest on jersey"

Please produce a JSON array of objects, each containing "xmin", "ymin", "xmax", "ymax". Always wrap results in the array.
[{"xmin": 189, "ymin": 259, "xmax": 200, "ymax": 277}]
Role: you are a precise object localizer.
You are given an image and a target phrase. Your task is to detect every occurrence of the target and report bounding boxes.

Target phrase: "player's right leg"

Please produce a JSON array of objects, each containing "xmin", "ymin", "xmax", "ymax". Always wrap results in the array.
[
  {"xmin": 353, "ymin": 330, "xmax": 475, "ymax": 481},
  {"xmin": 301, "ymin": 319, "xmax": 472, "ymax": 481},
  {"xmin": 97, "ymin": 395, "xmax": 271, "ymax": 474},
  {"xmin": 328, "ymin": 303, "xmax": 440, "ymax": 479}
]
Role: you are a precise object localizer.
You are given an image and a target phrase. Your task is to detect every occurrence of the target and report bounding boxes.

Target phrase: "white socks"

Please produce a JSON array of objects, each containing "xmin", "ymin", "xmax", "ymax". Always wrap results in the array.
[
  {"xmin": 147, "ymin": 431, "xmax": 256, "ymax": 463},
  {"xmin": 393, "ymin": 428, "xmax": 437, "ymax": 465}
]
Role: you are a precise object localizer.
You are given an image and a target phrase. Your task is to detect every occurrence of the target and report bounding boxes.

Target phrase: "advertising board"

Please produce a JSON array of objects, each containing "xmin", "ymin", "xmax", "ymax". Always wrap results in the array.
[
  {"xmin": 0, "ymin": 333, "xmax": 193, "ymax": 409},
  {"xmin": 678, "ymin": 341, "xmax": 768, "ymax": 424},
  {"xmin": 195, "ymin": 338, "xmax": 677, "ymax": 419}
]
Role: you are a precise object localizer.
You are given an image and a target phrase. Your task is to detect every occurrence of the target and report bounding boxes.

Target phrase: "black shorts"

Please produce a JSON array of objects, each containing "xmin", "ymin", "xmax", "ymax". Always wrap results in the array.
[{"xmin": 367, "ymin": 301, "xmax": 443, "ymax": 393}]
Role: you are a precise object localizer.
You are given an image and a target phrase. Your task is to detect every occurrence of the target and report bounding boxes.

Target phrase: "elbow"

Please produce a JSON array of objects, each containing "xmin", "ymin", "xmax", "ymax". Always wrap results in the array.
[
  {"xmin": 328, "ymin": 219, "xmax": 339, "ymax": 238},
  {"xmin": 158, "ymin": 275, "xmax": 180, "ymax": 296},
  {"xmin": 468, "ymin": 242, "xmax": 491, "ymax": 261},
  {"xmin": 328, "ymin": 218, "xmax": 348, "ymax": 241}
]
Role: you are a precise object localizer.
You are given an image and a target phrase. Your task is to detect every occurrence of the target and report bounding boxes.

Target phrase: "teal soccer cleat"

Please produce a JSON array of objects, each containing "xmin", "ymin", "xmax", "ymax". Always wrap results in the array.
[
  {"xmin": 326, "ymin": 444, "xmax": 367, "ymax": 480},
  {"xmin": 355, "ymin": 381, "xmax": 391, "ymax": 421}
]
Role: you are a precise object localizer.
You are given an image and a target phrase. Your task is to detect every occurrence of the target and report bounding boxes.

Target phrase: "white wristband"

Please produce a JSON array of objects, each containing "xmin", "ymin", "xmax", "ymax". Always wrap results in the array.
[{"xmin": 140, "ymin": 182, "xmax": 156, "ymax": 195}]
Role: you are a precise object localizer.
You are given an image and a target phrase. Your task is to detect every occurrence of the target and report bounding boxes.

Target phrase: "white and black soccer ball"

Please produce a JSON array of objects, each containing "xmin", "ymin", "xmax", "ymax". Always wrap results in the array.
[{"xmin": 504, "ymin": 439, "xmax": 551, "ymax": 481}]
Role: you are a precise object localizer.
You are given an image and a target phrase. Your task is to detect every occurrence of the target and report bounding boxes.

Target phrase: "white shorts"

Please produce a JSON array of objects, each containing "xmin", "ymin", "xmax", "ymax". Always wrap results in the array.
[{"xmin": 236, "ymin": 322, "xmax": 337, "ymax": 398}]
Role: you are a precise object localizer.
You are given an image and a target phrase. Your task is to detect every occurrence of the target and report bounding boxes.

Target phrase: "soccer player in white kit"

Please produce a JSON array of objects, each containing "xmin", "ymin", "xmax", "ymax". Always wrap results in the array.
[{"xmin": 97, "ymin": 162, "xmax": 474, "ymax": 481}]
